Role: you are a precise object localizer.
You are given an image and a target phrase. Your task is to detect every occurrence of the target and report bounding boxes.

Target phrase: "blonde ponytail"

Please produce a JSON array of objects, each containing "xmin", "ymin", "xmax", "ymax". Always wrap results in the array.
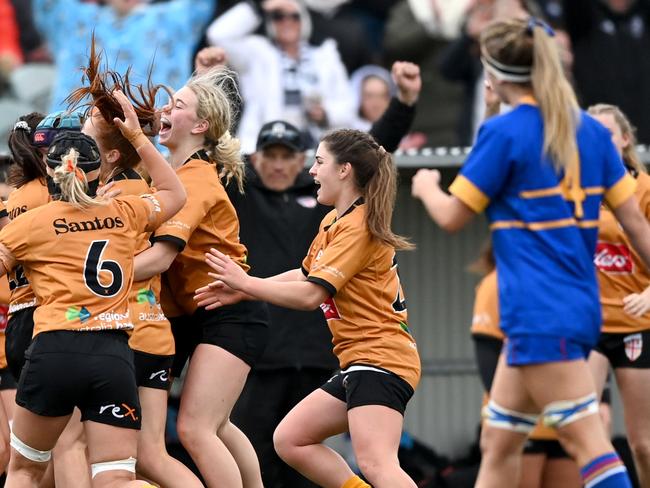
[
  {"xmin": 481, "ymin": 18, "xmax": 580, "ymax": 170},
  {"xmin": 52, "ymin": 149, "xmax": 106, "ymax": 209},
  {"xmin": 207, "ymin": 131, "xmax": 245, "ymax": 193},
  {"xmin": 530, "ymin": 25, "xmax": 579, "ymax": 170},
  {"xmin": 187, "ymin": 67, "xmax": 245, "ymax": 191}
]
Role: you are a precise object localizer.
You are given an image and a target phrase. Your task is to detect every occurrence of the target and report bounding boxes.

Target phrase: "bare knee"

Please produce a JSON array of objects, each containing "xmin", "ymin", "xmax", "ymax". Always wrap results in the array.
[
  {"xmin": 8, "ymin": 450, "xmax": 49, "ymax": 481},
  {"xmin": 480, "ymin": 426, "xmax": 526, "ymax": 460},
  {"xmin": 175, "ymin": 414, "xmax": 197, "ymax": 451},
  {"xmin": 355, "ymin": 452, "xmax": 390, "ymax": 483},
  {"xmin": 136, "ymin": 439, "xmax": 165, "ymax": 473},
  {"xmin": 627, "ymin": 434, "xmax": 650, "ymax": 465},
  {"xmin": 273, "ymin": 423, "xmax": 298, "ymax": 463},
  {"xmin": 0, "ymin": 440, "xmax": 10, "ymax": 470}
]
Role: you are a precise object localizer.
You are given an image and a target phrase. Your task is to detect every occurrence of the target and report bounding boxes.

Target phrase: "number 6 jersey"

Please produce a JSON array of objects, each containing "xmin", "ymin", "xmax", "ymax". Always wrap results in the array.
[{"xmin": 0, "ymin": 194, "xmax": 164, "ymax": 337}]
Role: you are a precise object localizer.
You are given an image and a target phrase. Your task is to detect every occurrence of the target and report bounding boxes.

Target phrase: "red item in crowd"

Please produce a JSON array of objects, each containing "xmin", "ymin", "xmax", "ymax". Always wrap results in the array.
[{"xmin": 0, "ymin": 0, "xmax": 23, "ymax": 65}]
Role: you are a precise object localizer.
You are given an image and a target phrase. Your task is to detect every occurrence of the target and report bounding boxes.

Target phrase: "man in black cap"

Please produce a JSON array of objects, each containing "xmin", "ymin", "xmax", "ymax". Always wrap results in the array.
[
  {"xmin": 227, "ymin": 63, "xmax": 422, "ymax": 488},
  {"xmin": 228, "ymin": 120, "xmax": 334, "ymax": 488}
]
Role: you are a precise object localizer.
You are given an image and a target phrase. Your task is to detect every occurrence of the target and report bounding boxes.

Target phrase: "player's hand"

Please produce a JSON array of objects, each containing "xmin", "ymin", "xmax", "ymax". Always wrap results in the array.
[
  {"xmin": 392, "ymin": 61, "xmax": 421, "ymax": 106},
  {"xmin": 194, "ymin": 280, "xmax": 247, "ymax": 310},
  {"xmin": 194, "ymin": 47, "xmax": 228, "ymax": 75},
  {"xmin": 112, "ymin": 90, "xmax": 148, "ymax": 148},
  {"xmin": 96, "ymin": 181, "xmax": 122, "ymax": 200},
  {"xmin": 411, "ymin": 169, "xmax": 441, "ymax": 200},
  {"xmin": 623, "ymin": 287, "xmax": 650, "ymax": 317},
  {"xmin": 204, "ymin": 248, "xmax": 250, "ymax": 292}
]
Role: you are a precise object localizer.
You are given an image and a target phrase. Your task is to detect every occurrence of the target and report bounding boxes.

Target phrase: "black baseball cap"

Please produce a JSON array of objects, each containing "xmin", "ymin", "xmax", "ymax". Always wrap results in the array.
[{"xmin": 256, "ymin": 120, "xmax": 303, "ymax": 152}]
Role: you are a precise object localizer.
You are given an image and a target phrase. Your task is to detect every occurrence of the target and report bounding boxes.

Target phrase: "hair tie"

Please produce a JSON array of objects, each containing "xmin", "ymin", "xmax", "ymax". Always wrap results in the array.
[
  {"xmin": 13, "ymin": 121, "xmax": 31, "ymax": 133},
  {"xmin": 526, "ymin": 17, "xmax": 555, "ymax": 37},
  {"xmin": 61, "ymin": 150, "xmax": 85, "ymax": 182}
]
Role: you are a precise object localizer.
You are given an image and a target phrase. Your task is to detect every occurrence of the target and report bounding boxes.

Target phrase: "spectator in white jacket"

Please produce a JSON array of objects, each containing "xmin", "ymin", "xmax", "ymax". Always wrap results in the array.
[{"xmin": 207, "ymin": 0, "xmax": 354, "ymax": 152}]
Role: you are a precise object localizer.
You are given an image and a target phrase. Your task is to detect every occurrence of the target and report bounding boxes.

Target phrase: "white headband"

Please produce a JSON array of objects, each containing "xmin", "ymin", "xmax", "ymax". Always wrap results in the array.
[{"xmin": 481, "ymin": 51, "xmax": 532, "ymax": 83}]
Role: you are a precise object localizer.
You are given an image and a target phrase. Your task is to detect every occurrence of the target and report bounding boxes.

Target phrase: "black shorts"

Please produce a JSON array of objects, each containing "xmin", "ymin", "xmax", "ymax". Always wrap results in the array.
[
  {"xmin": 170, "ymin": 300, "xmax": 269, "ymax": 377},
  {"xmin": 523, "ymin": 439, "xmax": 570, "ymax": 459},
  {"xmin": 5, "ymin": 307, "xmax": 35, "ymax": 381},
  {"xmin": 0, "ymin": 368, "xmax": 16, "ymax": 391},
  {"xmin": 133, "ymin": 350, "xmax": 173, "ymax": 391},
  {"xmin": 594, "ymin": 331, "xmax": 650, "ymax": 368},
  {"xmin": 320, "ymin": 364, "xmax": 414, "ymax": 415},
  {"xmin": 17, "ymin": 330, "xmax": 141, "ymax": 430}
]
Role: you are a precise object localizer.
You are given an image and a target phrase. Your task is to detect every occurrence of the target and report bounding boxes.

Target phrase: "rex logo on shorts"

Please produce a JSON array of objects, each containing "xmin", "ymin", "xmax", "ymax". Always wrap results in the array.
[{"xmin": 99, "ymin": 403, "xmax": 139, "ymax": 422}]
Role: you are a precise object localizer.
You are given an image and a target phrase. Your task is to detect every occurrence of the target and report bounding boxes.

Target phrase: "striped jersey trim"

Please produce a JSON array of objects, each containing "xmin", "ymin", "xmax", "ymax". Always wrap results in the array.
[
  {"xmin": 340, "ymin": 365, "xmax": 391, "ymax": 375},
  {"xmin": 519, "ymin": 185, "xmax": 604, "ymax": 199},
  {"xmin": 490, "ymin": 218, "xmax": 599, "ymax": 231}
]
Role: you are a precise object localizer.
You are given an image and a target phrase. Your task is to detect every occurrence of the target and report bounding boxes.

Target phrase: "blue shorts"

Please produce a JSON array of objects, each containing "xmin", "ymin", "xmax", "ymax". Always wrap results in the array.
[{"xmin": 505, "ymin": 335, "xmax": 592, "ymax": 366}]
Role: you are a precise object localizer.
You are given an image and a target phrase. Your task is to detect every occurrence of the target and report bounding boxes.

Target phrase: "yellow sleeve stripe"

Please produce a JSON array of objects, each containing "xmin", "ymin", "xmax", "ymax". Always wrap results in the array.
[
  {"xmin": 605, "ymin": 174, "xmax": 637, "ymax": 209},
  {"xmin": 449, "ymin": 175, "xmax": 490, "ymax": 213}
]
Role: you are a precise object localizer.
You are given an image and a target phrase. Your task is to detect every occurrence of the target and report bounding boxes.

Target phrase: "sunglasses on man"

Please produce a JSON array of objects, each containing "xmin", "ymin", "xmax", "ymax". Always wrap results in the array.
[{"xmin": 269, "ymin": 10, "xmax": 300, "ymax": 22}]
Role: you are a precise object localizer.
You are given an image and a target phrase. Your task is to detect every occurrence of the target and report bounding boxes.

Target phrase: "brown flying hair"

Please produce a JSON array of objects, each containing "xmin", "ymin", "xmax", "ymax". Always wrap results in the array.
[{"xmin": 64, "ymin": 36, "xmax": 173, "ymax": 181}]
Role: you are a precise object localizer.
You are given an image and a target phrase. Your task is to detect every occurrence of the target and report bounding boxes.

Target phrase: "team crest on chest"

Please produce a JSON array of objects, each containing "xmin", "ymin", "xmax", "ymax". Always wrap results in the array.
[{"xmin": 624, "ymin": 333, "xmax": 643, "ymax": 362}]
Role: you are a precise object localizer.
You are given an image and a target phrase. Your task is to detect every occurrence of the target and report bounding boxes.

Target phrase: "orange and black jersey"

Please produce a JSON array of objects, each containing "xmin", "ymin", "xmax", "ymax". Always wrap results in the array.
[
  {"xmin": 301, "ymin": 201, "xmax": 421, "ymax": 390},
  {"xmin": 152, "ymin": 150, "xmax": 248, "ymax": 316},
  {"xmin": 0, "ymin": 200, "xmax": 7, "ymax": 220},
  {"xmin": 106, "ymin": 168, "xmax": 174, "ymax": 356},
  {"xmin": 0, "ymin": 194, "xmax": 164, "ymax": 338},
  {"xmin": 0, "ymin": 276, "xmax": 9, "ymax": 369},
  {"xmin": 5, "ymin": 179, "xmax": 50, "ymax": 314},
  {"xmin": 470, "ymin": 271, "xmax": 503, "ymax": 340},
  {"xmin": 596, "ymin": 172, "xmax": 650, "ymax": 333}
]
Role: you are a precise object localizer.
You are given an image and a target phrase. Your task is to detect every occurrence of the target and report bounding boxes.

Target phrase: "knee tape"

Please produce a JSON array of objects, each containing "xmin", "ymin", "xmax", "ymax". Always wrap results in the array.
[
  {"xmin": 9, "ymin": 432, "xmax": 52, "ymax": 463},
  {"xmin": 482, "ymin": 400, "xmax": 539, "ymax": 433},
  {"xmin": 91, "ymin": 457, "xmax": 137, "ymax": 479},
  {"xmin": 542, "ymin": 393, "xmax": 599, "ymax": 428}
]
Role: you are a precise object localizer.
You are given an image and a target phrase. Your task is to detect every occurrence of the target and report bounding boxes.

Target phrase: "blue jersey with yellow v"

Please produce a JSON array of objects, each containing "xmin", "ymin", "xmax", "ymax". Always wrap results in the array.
[{"xmin": 450, "ymin": 102, "xmax": 636, "ymax": 346}]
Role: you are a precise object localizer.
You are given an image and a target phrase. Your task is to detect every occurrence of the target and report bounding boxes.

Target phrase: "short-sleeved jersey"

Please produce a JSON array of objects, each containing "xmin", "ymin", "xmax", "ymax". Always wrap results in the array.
[
  {"xmin": 5, "ymin": 179, "xmax": 50, "ymax": 315},
  {"xmin": 107, "ymin": 169, "xmax": 174, "ymax": 356},
  {"xmin": 301, "ymin": 203, "xmax": 421, "ymax": 390},
  {"xmin": 450, "ymin": 104, "xmax": 635, "ymax": 347},
  {"xmin": 0, "ymin": 194, "xmax": 164, "ymax": 337},
  {"xmin": 152, "ymin": 151, "xmax": 248, "ymax": 316},
  {"xmin": 470, "ymin": 270, "xmax": 503, "ymax": 340},
  {"xmin": 596, "ymin": 172, "xmax": 650, "ymax": 333},
  {"xmin": 0, "ymin": 275, "xmax": 10, "ymax": 369}
]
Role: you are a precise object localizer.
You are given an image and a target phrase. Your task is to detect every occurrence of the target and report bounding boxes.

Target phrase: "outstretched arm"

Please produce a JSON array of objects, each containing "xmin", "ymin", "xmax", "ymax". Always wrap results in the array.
[
  {"xmin": 411, "ymin": 169, "xmax": 475, "ymax": 233},
  {"xmin": 194, "ymin": 249, "xmax": 328, "ymax": 311}
]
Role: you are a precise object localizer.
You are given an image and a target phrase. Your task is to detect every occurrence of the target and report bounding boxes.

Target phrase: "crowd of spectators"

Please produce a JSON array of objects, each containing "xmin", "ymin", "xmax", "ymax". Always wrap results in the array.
[{"xmin": 2, "ymin": 0, "xmax": 650, "ymax": 153}]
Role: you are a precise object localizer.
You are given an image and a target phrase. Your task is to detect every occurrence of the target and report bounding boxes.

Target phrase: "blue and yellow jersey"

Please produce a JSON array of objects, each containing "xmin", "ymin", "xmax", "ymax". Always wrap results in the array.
[{"xmin": 450, "ymin": 102, "xmax": 635, "ymax": 346}]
